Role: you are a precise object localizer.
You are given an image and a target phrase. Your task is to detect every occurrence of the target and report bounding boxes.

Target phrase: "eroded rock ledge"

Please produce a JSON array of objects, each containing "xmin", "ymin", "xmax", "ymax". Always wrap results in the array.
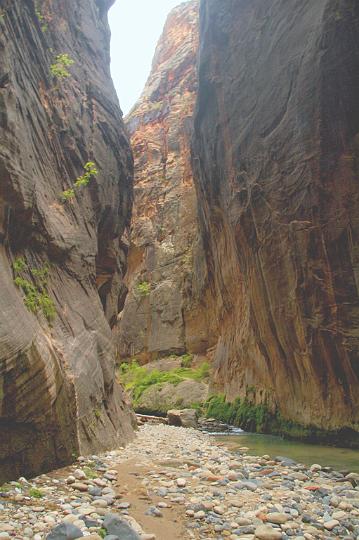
[{"xmin": 0, "ymin": 0, "xmax": 135, "ymax": 483}]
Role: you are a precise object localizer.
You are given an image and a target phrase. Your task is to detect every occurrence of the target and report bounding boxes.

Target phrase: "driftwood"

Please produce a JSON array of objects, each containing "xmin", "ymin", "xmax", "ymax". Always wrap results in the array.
[{"xmin": 136, "ymin": 414, "xmax": 168, "ymax": 425}]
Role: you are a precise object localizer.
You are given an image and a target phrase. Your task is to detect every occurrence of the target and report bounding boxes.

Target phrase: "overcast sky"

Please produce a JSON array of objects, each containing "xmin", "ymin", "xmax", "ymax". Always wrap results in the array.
[{"xmin": 109, "ymin": 0, "xmax": 185, "ymax": 115}]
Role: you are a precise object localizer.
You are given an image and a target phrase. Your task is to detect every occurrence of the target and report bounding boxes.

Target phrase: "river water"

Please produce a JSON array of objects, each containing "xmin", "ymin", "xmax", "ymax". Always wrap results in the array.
[{"xmin": 214, "ymin": 431, "xmax": 359, "ymax": 473}]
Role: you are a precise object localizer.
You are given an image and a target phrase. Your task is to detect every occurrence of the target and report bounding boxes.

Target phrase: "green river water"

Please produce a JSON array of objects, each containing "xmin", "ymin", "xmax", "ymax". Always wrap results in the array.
[{"xmin": 215, "ymin": 432, "xmax": 359, "ymax": 473}]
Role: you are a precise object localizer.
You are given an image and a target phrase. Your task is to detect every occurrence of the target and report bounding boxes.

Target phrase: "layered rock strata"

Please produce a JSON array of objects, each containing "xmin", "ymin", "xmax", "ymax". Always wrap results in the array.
[
  {"xmin": 192, "ymin": 0, "xmax": 359, "ymax": 443},
  {"xmin": 118, "ymin": 1, "xmax": 211, "ymax": 363},
  {"xmin": 0, "ymin": 0, "xmax": 134, "ymax": 482}
]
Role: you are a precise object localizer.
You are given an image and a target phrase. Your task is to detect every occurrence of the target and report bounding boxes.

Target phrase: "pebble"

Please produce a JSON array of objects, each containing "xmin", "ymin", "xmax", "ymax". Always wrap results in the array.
[
  {"xmin": 177, "ymin": 478, "xmax": 187, "ymax": 487},
  {"xmin": 255, "ymin": 524, "xmax": 283, "ymax": 539},
  {"xmin": 266, "ymin": 512, "xmax": 290, "ymax": 524},
  {"xmin": 1, "ymin": 424, "xmax": 358, "ymax": 540},
  {"xmin": 74, "ymin": 469, "xmax": 87, "ymax": 480},
  {"xmin": 71, "ymin": 482, "xmax": 88, "ymax": 492},
  {"xmin": 324, "ymin": 519, "xmax": 340, "ymax": 530}
]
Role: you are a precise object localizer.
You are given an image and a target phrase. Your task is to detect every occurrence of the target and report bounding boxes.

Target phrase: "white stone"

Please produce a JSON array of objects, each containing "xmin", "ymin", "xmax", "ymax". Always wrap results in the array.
[
  {"xmin": 176, "ymin": 478, "xmax": 187, "ymax": 487},
  {"xmin": 324, "ymin": 519, "xmax": 339, "ymax": 531},
  {"xmin": 74, "ymin": 469, "xmax": 87, "ymax": 480}
]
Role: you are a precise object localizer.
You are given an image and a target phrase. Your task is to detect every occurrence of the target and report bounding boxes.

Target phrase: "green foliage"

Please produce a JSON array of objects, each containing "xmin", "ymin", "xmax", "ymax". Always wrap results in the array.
[
  {"xmin": 136, "ymin": 281, "xmax": 151, "ymax": 297},
  {"xmin": 35, "ymin": 1, "xmax": 48, "ymax": 32},
  {"xmin": 94, "ymin": 408, "xmax": 101, "ymax": 419},
  {"xmin": 38, "ymin": 292, "xmax": 56, "ymax": 321},
  {"xmin": 50, "ymin": 53, "xmax": 74, "ymax": 79},
  {"xmin": 204, "ymin": 394, "xmax": 359, "ymax": 446},
  {"xmin": 61, "ymin": 162, "xmax": 98, "ymax": 202},
  {"xmin": 195, "ymin": 361, "xmax": 210, "ymax": 379},
  {"xmin": 118, "ymin": 360, "xmax": 210, "ymax": 408},
  {"xmin": 29, "ymin": 487, "xmax": 44, "ymax": 498},
  {"xmin": 180, "ymin": 353, "xmax": 193, "ymax": 368},
  {"xmin": 204, "ymin": 394, "xmax": 272, "ymax": 432},
  {"xmin": 188, "ymin": 402, "xmax": 204, "ymax": 414},
  {"xmin": 13, "ymin": 259, "xmax": 55, "ymax": 323},
  {"xmin": 83, "ymin": 466, "xmax": 98, "ymax": 479},
  {"xmin": 98, "ymin": 529, "xmax": 107, "ymax": 539},
  {"xmin": 61, "ymin": 189, "xmax": 75, "ymax": 201},
  {"xmin": 31, "ymin": 265, "xmax": 50, "ymax": 285},
  {"xmin": 13, "ymin": 257, "xmax": 27, "ymax": 274},
  {"xmin": 14, "ymin": 277, "xmax": 39, "ymax": 314},
  {"xmin": 74, "ymin": 161, "xmax": 98, "ymax": 188},
  {"xmin": 205, "ymin": 394, "xmax": 234, "ymax": 424}
]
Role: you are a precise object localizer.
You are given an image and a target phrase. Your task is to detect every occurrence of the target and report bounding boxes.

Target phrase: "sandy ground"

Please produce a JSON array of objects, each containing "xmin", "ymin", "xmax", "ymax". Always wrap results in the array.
[{"xmin": 115, "ymin": 459, "xmax": 187, "ymax": 539}]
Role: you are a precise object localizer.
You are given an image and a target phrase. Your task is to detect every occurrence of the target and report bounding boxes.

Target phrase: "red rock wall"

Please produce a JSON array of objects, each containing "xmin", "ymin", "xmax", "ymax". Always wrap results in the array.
[
  {"xmin": 192, "ymin": 0, "xmax": 359, "ymax": 439},
  {"xmin": 118, "ymin": 1, "xmax": 212, "ymax": 363},
  {"xmin": 0, "ymin": 0, "xmax": 135, "ymax": 482}
]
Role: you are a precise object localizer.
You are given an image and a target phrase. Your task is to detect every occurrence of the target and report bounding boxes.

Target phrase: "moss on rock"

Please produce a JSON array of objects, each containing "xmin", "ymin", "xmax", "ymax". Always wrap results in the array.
[{"xmin": 204, "ymin": 394, "xmax": 359, "ymax": 448}]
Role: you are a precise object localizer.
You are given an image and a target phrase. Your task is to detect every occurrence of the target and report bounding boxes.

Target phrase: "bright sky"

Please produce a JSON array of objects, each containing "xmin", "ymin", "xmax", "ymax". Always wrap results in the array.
[{"xmin": 109, "ymin": 0, "xmax": 185, "ymax": 115}]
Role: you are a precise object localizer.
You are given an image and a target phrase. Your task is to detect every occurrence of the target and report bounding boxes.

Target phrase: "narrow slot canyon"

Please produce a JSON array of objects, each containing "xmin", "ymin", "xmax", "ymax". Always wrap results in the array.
[{"xmin": 0, "ymin": 0, "xmax": 358, "ymax": 539}]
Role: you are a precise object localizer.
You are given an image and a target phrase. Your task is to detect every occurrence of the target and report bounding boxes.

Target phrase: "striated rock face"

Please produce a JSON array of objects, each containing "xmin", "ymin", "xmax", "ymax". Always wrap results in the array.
[
  {"xmin": 0, "ymin": 0, "xmax": 135, "ymax": 482},
  {"xmin": 192, "ymin": 0, "xmax": 359, "ymax": 440},
  {"xmin": 118, "ymin": 1, "xmax": 211, "ymax": 363}
]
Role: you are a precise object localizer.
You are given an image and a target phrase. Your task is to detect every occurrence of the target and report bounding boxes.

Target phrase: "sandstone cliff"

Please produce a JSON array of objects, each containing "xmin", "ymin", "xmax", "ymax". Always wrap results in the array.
[
  {"xmin": 0, "ymin": 0, "xmax": 134, "ymax": 482},
  {"xmin": 118, "ymin": 1, "xmax": 211, "ymax": 363},
  {"xmin": 192, "ymin": 0, "xmax": 359, "ymax": 443}
]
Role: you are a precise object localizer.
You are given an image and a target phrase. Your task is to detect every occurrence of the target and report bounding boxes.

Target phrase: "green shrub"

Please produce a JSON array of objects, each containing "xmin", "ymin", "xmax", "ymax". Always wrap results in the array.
[
  {"xmin": 196, "ymin": 361, "xmax": 210, "ymax": 380},
  {"xmin": 50, "ymin": 53, "xmax": 74, "ymax": 79},
  {"xmin": 14, "ymin": 276, "xmax": 40, "ymax": 314},
  {"xmin": 118, "ymin": 360, "xmax": 210, "ymax": 408},
  {"xmin": 35, "ymin": 2, "xmax": 48, "ymax": 32},
  {"xmin": 180, "ymin": 353, "xmax": 193, "ymax": 368},
  {"xmin": 136, "ymin": 281, "xmax": 151, "ymax": 297},
  {"xmin": 74, "ymin": 161, "xmax": 98, "ymax": 188},
  {"xmin": 205, "ymin": 394, "xmax": 234, "ymax": 424},
  {"xmin": 204, "ymin": 394, "xmax": 272, "ymax": 432},
  {"xmin": 61, "ymin": 189, "xmax": 75, "ymax": 201},
  {"xmin": 83, "ymin": 466, "xmax": 98, "ymax": 479},
  {"xmin": 13, "ymin": 259, "xmax": 55, "ymax": 322},
  {"xmin": 13, "ymin": 257, "xmax": 27, "ymax": 274},
  {"xmin": 38, "ymin": 292, "xmax": 56, "ymax": 321},
  {"xmin": 29, "ymin": 488, "xmax": 44, "ymax": 498},
  {"xmin": 61, "ymin": 161, "xmax": 98, "ymax": 202},
  {"xmin": 189, "ymin": 402, "xmax": 204, "ymax": 414}
]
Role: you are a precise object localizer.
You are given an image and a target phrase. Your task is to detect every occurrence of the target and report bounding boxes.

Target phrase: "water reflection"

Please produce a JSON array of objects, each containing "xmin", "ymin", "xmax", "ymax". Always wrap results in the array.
[{"xmin": 214, "ymin": 432, "xmax": 359, "ymax": 473}]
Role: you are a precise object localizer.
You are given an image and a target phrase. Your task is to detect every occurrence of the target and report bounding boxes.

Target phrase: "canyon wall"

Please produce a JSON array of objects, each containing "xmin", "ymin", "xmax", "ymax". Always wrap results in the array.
[
  {"xmin": 118, "ymin": 1, "xmax": 212, "ymax": 363},
  {"xmin": 192, "ymin": 0, "xmax": 359, "ymax": 442},
  {"xmin": 0, "ymin": 0, "xmax": 135, "ymax": 482}
]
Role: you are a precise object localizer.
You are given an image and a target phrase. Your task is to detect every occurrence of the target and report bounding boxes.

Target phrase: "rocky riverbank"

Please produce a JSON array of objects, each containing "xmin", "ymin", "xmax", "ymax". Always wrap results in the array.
[{"xmin": 1, "ymin": 425, "xmax": 359, "ymax": 540}]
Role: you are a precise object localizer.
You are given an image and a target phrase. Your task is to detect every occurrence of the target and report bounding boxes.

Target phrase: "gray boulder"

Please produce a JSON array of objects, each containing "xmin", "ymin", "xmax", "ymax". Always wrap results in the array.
[
  {"xmin": 167, "ymin": 408, "xmax": 198, "ymax": 428},
  {"xmin": 46, "ymin": 523, "xmax": 83, "ymax": 540},
  {"xmin": 103, "ymin": 514, "xmax": 141, "ymax": 540}
]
